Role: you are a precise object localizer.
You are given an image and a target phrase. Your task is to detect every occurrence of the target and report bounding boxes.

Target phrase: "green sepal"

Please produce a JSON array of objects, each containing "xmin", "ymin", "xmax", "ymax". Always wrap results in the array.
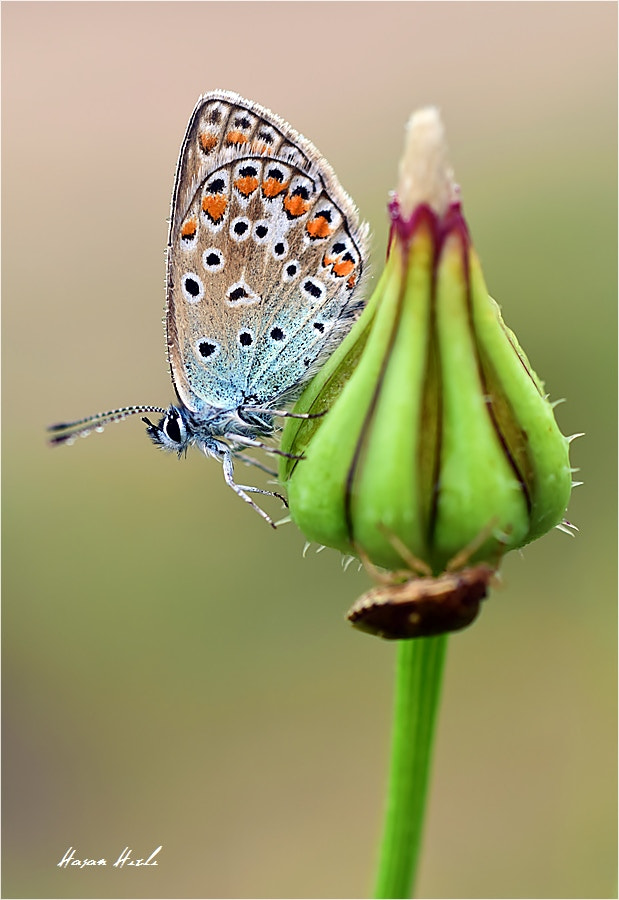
[{"xmin": 468, "ymin": 251, "xmax": 572, "ymax": 542}]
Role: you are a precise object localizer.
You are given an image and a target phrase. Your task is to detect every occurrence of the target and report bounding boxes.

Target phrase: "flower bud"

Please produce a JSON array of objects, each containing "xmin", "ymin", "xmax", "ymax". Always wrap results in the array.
[{"xmin": 280, "ymin": 108, "xmax": 573, "ymax": 578}]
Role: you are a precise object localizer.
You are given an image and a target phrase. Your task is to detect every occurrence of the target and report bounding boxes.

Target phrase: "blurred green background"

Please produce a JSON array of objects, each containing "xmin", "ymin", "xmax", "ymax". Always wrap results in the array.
[{"xmin": 3, "ymin": 3, "xmax": 616, "ymax": 898}]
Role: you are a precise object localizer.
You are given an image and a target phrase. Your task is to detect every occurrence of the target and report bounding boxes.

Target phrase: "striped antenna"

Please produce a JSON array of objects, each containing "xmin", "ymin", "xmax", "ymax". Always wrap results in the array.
[{"xmin": 48, "ymin": 405, "xmax": 167, "ymax": 445}]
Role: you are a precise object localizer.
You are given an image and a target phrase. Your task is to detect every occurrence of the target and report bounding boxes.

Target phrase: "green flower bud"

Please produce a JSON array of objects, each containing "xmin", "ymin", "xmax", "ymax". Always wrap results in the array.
[{"xmin": 280, "ymin": 109, "xmax": 574, "ymax": 580}]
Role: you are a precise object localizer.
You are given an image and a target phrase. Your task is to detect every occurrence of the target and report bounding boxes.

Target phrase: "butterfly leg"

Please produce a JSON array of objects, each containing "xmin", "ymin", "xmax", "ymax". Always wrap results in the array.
[
  {"xmin": 242, "ymin": 407, "xmax": 328, "ymax": 421},
  {"xmin": 230, "ymin": 432, "xmax": 304, "ymax": 460},
  {"xmin": 234, "ymin": 450, "xmax": 278, "ymax": 478},
  {"xmin": 219, "ymin": 448, "xmax": 287, "ymax": 529}
]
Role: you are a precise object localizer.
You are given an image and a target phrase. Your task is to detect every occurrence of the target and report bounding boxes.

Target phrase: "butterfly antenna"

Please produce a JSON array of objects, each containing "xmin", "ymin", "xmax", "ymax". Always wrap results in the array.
[{"xmin": 48, "ymin": 405, "xmax": 167, "ymax": 445}]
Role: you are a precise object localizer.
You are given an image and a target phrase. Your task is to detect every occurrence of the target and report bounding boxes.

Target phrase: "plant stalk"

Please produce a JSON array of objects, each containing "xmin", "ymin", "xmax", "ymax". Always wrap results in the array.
[{"xmin": 373, "ymin": 635, "xmax": 448, "ymax": 898}]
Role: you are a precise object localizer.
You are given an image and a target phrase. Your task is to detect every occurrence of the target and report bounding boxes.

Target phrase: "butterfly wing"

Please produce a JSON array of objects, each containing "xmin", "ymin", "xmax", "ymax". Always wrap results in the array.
[{"xmin": 166, "ymin": 90, "xmax": 369, "ymax": 414}]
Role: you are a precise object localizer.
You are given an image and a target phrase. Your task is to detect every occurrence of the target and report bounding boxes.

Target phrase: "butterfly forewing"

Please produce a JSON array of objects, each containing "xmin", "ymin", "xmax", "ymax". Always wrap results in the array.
[{"xmin": 166, "ymin": 90, "xmax": 368, "ymax": 413}]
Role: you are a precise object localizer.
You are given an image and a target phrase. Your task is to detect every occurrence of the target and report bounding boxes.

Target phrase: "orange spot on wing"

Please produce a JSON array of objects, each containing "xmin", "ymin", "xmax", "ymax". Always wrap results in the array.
[
  {"xmin": 234, "ymin": 175, "xmax": 259, "ymax": 196},
  {"xmin": 226, "ymin": 131, "xmax": 249, "ymax": 145},
  {"xmin": 262, "ymin": 178, "xmax": 289, "ymax": 198},
  {"xmin": 199, "ymin": 132, "xmax": 218, "ymax": 153},
  {"xmin": 251, "ymin": 140, "xmax": 273, "ymax": 156},
  {"xmin": 306, "ymin": 216, "xmax": 332, "ymax": 239},
  {"xmin": 333, "ymin": 258, "xmax": 355, "ymax": 277},
  {"xmin": 181, "ymin": 217, "xmax": 197, "ymax": 238},
  {"xmin": 284, "ymin": 194, "xmax": 310, "ymax": 217},
  {"xmin": 201, "ymin": 194, "xmax": 227, "ymax": 222},
  {"xmin": 347, "ymin": 273, "xmax": 357, "ymax": 290}
]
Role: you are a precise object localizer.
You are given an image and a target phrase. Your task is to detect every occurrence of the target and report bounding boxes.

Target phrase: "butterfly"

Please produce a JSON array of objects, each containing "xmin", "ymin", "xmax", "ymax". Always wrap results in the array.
[{"xmin": 49, "ymin": 91, "xmax": 369, "ymax": 527}]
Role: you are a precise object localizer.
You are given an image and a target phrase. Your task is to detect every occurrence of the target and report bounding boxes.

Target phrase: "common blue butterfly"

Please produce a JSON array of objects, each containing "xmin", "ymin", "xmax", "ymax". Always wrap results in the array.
[{"xmin": 49, "ymin": 91, "xmax": 369, "ymax": 526}]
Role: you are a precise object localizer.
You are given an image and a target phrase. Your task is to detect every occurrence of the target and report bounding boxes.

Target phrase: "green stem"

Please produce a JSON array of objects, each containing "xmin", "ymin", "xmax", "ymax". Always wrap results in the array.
[{"xmin": 373, "ymin": 635, "xmax": 448, "ymax": 899}]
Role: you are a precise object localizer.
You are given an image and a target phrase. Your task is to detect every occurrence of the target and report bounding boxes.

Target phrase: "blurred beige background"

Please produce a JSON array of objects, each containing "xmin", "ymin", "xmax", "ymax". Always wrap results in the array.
[{"xmin": 3, "ymin": 3, "xmax": 616, "ymax": 898}]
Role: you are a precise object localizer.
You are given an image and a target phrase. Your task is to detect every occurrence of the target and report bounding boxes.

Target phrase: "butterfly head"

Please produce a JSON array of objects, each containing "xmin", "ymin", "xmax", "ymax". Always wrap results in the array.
[{"xmin": 142, "ymin": 405, "xmax": 193, "ymax": 455}]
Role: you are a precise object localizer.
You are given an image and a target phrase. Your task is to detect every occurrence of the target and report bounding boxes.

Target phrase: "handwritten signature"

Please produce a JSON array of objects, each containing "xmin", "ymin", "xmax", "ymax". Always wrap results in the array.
[{"xmin": 57, "ymin": 846, "xmax": 162, "ymax": 869}]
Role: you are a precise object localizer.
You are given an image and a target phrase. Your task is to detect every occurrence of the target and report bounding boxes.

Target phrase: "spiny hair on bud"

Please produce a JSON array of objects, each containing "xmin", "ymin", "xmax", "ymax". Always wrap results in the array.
[
  {"xmin": 555, "ymin": 519, "xmax": 579, "ymax": 536},
  {"xmin": 272, "ymin": 515, "xmax": 291, "ymax": 528},
  {"xmin": 302, "ymin": 541, "xmax": 329, "ymax": 560},
  {"xmin": 341, "ymin": 555, "xmax": 356, "ymax": 572}
]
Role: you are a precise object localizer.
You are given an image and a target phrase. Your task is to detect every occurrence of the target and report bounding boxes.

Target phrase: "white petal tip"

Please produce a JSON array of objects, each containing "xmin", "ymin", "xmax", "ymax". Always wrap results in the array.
[{"xmin": 397, "ymin": 107, "xmax": 458, "ymax": 219}]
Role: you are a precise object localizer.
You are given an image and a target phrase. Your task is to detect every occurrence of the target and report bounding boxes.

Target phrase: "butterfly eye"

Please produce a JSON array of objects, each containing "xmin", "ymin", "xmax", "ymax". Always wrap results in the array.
[
  {"xmin": 163, "ymin": 412, "xmax": 184, "ymax": 444},
  {"xmin": 143, "ymin": 407, "xmax": 189, "ymax": 452}
]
